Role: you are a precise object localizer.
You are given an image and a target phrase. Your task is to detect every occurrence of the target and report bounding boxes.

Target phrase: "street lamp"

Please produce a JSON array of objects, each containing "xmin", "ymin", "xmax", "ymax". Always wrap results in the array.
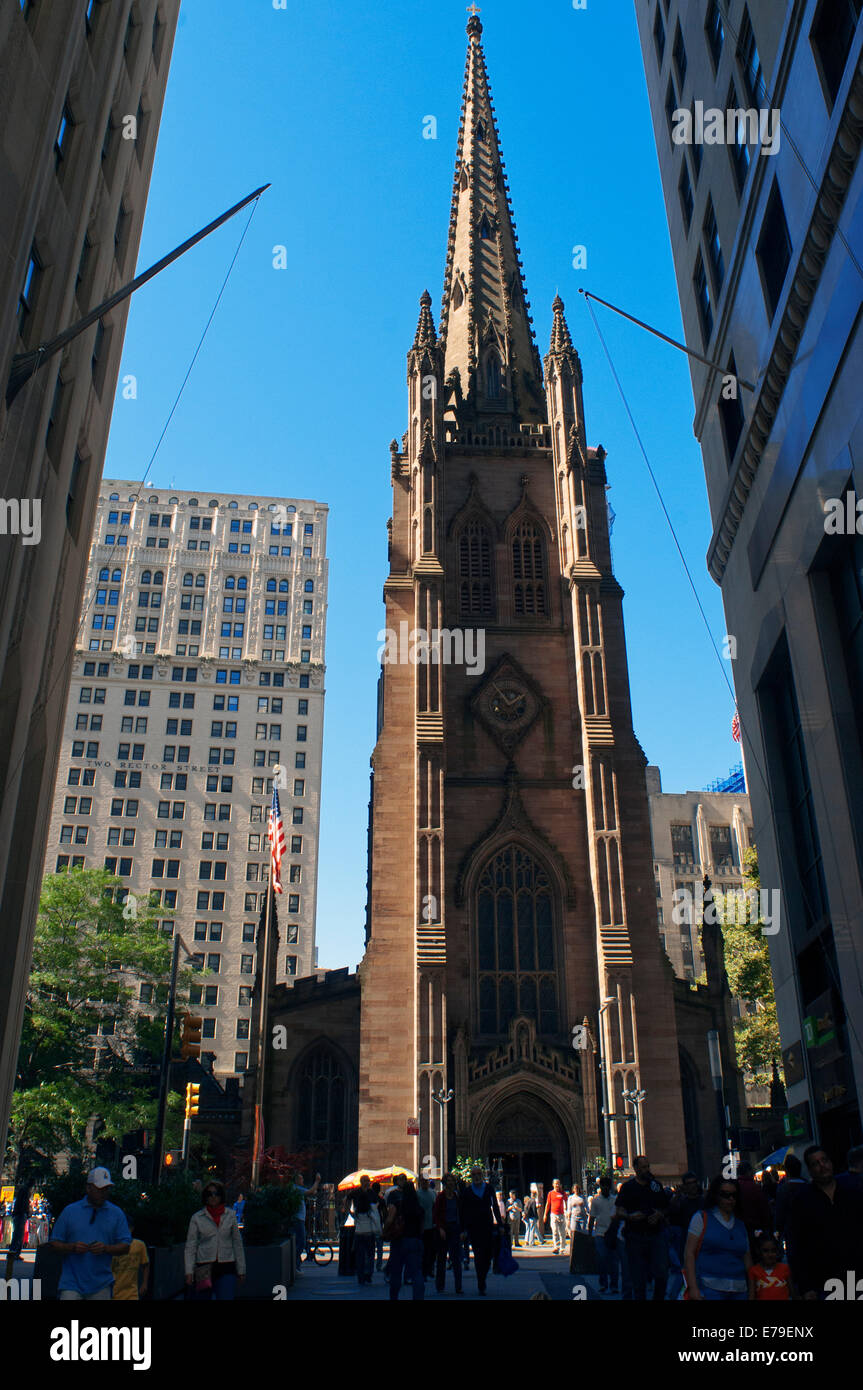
[
  {"xmin": 597, "ymin": 996, "xmax": 616, "ymax": 1169},
  {"xmin": 621, "ymin": 1088, "xmax": 648, "ymax": 1157},
  {"xmin": 431, "ymin": 1087, "xmax": 454, "ymax": 1181}
]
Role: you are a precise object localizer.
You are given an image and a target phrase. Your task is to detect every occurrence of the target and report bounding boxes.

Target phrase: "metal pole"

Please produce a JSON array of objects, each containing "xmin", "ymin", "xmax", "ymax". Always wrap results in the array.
[
  {"xmin": 578, "ymin": 288, "xmax": 756, "ymax": 391},
  {"xmin": 6, "ymin": 184, "xmax": 270, "ymax": 405},
  {"xmin": 153, "ymin": 932, "xmax": 180, "ymax": 1186},
  {"xmin": 598, "ymin": 1002, "xmax": 613, "ymax": 1169},
  {"xmin": 250, "ymin": 877, "xmax": 274, "ymax": 1190}
]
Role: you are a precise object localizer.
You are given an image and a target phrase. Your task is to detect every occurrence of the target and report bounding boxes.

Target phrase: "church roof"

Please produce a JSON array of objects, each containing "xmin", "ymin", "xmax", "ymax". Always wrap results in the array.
[{"xmin": 439, "ymin": 15, "xmax": 545, "ymax": 423}]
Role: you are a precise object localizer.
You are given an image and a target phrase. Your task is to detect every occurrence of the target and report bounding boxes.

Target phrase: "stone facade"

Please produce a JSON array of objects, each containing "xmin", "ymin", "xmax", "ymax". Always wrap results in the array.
[
  {"xmin": 646, "ymin": 763, "xmax": 753, "ymax": 981},
  {"xmin": 0, "ymin": 0, "xmax": 180, "ymax": 1158},
  {"xmin": 635, "ymin": 1, "xmax": 863, "ymax": 1155},
  {"xmin": 357, "ymin": 16, "xmax": 689, "ymax": 1188}
]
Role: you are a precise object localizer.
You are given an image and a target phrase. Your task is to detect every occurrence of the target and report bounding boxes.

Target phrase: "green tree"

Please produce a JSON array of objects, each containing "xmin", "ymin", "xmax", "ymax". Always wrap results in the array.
[
  {"xmin": 6, "ymin": 868, "xmax": 188, "ymax": 1179},
  {"xmin": 713, "ymin": 848, "xmax": 783, "ymax": 1087}
]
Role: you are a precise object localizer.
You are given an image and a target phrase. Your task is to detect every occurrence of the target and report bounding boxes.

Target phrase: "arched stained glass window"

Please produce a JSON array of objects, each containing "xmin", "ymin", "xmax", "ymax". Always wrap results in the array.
[
  {"xmin": 475, "ymin": 845, "xmax": 559, "ymax": 1036},
  {"xmin": 295, "ymin": 1046, "xmax": 349, "ymax": 1174},
  {"xmin": 512, "ymin": 520, "xmax": 547, "ymax": 617},
  {"xmin": 458, "ymin": 518, "xmax": 494, "ymax": 617}
]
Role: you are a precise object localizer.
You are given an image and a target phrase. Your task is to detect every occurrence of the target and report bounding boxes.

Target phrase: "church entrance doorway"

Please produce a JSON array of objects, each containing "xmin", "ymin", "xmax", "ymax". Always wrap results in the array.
[{"xmin": 478, "ymin": 1090, "xmax": 573, "ymax": 1197}]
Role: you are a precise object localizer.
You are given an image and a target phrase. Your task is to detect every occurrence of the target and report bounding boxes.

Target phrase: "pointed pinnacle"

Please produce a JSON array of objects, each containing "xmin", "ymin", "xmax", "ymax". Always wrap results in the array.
[
  {"xmin": 413, "ymin": 289, "xmax": 437, "ymax": 348},
  {"xmin": 550, "ymin": 295, "xmax": 574, "ymax": 354}
]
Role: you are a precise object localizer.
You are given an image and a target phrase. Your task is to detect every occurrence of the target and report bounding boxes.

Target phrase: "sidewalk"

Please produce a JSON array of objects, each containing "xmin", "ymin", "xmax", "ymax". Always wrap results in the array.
[{"xmin": 289, "ymin": 1243, "xmax": 603, "ymax": 1302}]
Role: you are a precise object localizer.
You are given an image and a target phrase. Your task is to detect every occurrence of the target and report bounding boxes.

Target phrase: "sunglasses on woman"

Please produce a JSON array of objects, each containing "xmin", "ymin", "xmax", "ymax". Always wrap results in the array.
[{"xmin": 719, "ymin": 1190, "xmax": 737, "ymax": 1199}]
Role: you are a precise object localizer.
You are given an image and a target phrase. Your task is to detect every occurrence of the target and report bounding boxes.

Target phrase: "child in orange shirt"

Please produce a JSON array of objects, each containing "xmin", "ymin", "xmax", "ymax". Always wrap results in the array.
[{"xmin": 748, "ymin": 1236, "xmax": 791, "ymax": 1300}]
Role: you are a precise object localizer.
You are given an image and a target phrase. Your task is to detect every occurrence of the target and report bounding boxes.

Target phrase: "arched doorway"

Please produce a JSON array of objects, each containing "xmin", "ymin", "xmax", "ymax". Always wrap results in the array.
[{"xmin": 479, "ymin": 1091, "xmax": 573, "ymax": 1195}]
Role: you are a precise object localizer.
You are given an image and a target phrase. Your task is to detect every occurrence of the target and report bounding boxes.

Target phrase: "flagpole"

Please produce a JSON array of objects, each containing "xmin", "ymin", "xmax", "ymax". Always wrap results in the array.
[{"xmin": 251, "ymin": 872, "xmax": 274, "ymax": 1191}]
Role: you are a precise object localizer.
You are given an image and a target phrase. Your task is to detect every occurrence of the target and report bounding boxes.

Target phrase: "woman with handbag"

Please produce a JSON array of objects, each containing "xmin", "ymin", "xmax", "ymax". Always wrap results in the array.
[
  {"xmin": 184, "ymin": 1181, "xmax": 246, "ymax": 1301},
  {"xmin": 349, "ymin": 1176, "xmax": 380, "ymax": 1286}
]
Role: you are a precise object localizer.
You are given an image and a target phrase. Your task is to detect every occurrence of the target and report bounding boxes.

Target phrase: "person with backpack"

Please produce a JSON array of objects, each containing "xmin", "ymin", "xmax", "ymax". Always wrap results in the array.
[
  {"xmin": 460, "ymin": 1166, "xmax": 506, "ymax": 1296},
  {"xmin": 683, "ymin": 1175, "xmax": 751, "ymax": 1301},
  {"xmin": 385, "ymin": 1177, "xmax": 425, "ymax": 1301}
]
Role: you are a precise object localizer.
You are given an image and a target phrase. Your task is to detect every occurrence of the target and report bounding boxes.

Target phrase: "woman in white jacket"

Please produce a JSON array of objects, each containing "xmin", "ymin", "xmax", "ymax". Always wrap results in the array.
[{"xmin": 185, "ymin": 1181, "xmax": 246, "ymax": 1300}]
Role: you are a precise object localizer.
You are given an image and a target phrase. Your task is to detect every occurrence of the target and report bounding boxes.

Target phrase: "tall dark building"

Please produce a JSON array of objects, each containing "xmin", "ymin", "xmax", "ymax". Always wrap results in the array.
[
  {"xmin": 0, "ymin": 0, "xmax": 181, "ymax": 1158},
  {"xmin": 635, "ymin": 0, "xmax": 863, "ymax": 1154}
]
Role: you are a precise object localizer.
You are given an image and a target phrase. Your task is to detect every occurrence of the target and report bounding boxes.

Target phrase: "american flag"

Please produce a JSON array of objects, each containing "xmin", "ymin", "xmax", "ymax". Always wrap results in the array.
[
  {"xmin": 732, "ymin": 710, "xmax": 741, "ymax": 743},
  {"xmin": 268, "ymin": 785, "xmax": 286, "ymax": 894}
]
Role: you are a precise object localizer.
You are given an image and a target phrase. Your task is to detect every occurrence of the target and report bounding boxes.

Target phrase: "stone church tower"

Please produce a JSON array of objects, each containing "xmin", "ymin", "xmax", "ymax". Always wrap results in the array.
[{"xmin": 358, "ymin": 14, "xmax": 687, "ymax": 1186}]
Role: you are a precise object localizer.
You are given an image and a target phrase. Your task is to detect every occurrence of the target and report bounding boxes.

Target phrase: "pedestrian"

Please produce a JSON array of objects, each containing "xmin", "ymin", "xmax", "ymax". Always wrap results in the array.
[
  {"xmin": 349, "ymin": 1175, "xmax": 379, "ymax": 1286},
  {"xmin": 735, "ymin": 1160, "xmax": 771, "ymax": 1253},
  {"xmin": 683, "ymin": 1175, "xmax": 750, "ymax": 1301},
  {"xmin": 506, "ymin": 1190, "xmax": 523, "ymax": 1247},
  {"xmin": 748, "ymin": 1235, "xmax": 791, "ymax": 1300},
  {"xmin": 523, "ymin": 1192, "xmax": 540, "ymax": 1247},
  {"xmin": 614, "ymin": 1156, "xmax": 670, "ymax": 1301},
  {"xmin": 184, "ymin": 1179, "xmax": 246, "ymax": 1301},
  {"xmin": 774, "ymin": 1153, "xmax": 806, "ymax": 1261},
  {"xmin": 111, "ymin": 1219, "xmax": 150, "ymax": 1301},
  {"xmin": 287, "ymin": 1168, "xmax": 320, "ymax": 1270},
  {"xmin": 565, "ymin": 1183, "xmax": 585, "ymax": 1248},
  {"xmin": 837, "ymin": 1145, "xmax": 863, "ymax": 1196},
  {"xmin": 433, "ymin": 1173, "xmax": 464, "ymax": 1295},
  {"xmin": 544, "ymin": 1179, "xmax": 567, "ymax": 1254},
  {"xmin": 233, "ymin": 1192, "xmax": 246, "ymax": 1229},
  {"xmin": 790, "ymin": 1145, "xmax": 863, "ymax": 1300},
  {"xmin": 460, "ymin": 1166, "xmax": 505, "ymax": 1296},
  {"xmin": 49, "ymin": 1168, "xmax": 131, "ymax": 1302},
  {"xmin": 666, "ymin": 1173, "xmax": 702, "ymax": 1300},
  {"xmin": 371, "ymin": 1181, "xmax": 386, "ymax": 1272},
  {"xmin": 587, "ymin": 1178, "xmax": 619, "ymax": 1295},
  {"xmin": 7, "ymin": 1182, "xmax": 32, "ymax": 1260},
  {"xmin": 417, "ymin": 1176, "xmax": 437, "ymax": 1281},
  {"xmin": 385, "ymin": 1177, "xmax": 425, "ymax": 1301}
]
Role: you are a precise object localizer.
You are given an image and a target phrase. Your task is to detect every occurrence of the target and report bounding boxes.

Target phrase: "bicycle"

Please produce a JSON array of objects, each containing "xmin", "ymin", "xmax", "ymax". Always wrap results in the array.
[{"xmin": 303, "ymin": 1199, "xmax": 334, "ymax": 1265}]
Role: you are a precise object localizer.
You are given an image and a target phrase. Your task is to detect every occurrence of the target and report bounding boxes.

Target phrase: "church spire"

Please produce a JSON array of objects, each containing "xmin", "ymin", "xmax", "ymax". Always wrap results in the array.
[
  {"xmin": 549, "ymin": 295, "xmax": 575, "ymax": 356},
  {"xmin": 413, "ymin": 289, "xmax": 437, "ymax": 349},
  {"xmin": 439, "ymin": 14, "xmax": 545, "ymax": 424}
]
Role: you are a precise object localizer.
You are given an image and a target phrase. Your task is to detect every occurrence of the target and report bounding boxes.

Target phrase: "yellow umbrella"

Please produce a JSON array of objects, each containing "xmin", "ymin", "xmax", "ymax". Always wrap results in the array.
[
  {"xmin": 337, "ymin": 1169, "xmax": 375, "ymax": 1191},
  {"xmin": 369, "ymin": 1165, "xmax": 416, "ymax": 1185}
]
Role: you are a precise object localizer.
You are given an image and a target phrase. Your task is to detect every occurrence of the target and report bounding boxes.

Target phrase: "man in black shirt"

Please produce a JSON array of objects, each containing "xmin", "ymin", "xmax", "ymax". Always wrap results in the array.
[
  {"xmin": 791, "ymin": 1146, "xmax": 863, "ymax": 1299},
  {"xmin": 615, "ymin": 1155, "xmax": 670, "ymax": 1300},
  {"xmin": 460, "ymin": 1166, "xmax": 506, "ymax": 1296}
]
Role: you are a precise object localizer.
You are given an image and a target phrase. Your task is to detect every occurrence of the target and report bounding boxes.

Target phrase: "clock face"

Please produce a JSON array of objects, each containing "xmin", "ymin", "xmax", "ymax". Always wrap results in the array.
[{"xmin": 490, "ymin": 682, "xmax": 528, "ymax": 723}]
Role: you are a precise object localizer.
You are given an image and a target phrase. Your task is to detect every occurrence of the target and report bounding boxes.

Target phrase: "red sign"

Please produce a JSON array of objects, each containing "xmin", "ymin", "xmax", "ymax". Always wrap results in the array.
[{"xmin": 406, "ymin": 1117, "xmax": 419, "ymax": 1136}]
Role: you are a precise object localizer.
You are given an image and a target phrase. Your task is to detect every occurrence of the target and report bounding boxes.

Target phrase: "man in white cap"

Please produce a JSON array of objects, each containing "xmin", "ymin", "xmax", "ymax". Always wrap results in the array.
[{"xmin": 49, "ymin": 1168, "xmax": 131, "ymax": 1300}]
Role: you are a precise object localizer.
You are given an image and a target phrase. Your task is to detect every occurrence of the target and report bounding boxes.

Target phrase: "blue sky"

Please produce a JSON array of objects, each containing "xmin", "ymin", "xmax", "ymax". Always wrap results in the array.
[{"xmin": 105, "ymin": 0, "xmax": 739, "ymax": 969}]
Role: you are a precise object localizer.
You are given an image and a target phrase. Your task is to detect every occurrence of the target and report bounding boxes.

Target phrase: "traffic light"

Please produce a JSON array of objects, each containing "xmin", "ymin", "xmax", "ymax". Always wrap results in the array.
[
  {"xmin": 613, "ymin": 1153, "xmax": 625, "ymax": 1171},
  {"xmin": 164, "ymin": 1150, "xmax": 181, "ymax": 1168},
  {"xmin": 185, "ymin": 1082, "xmax": 200, "ymax": 1118},
  {"xmin": 180, "ymin": 1013, "xmax": 203, "ymax": 1061}
]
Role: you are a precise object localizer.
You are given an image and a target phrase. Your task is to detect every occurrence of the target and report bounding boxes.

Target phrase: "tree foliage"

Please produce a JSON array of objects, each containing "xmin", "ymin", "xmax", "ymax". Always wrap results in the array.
[
  {"xmin": 7, "ymin": 869, "xmax": 188, "ymax": 1178},
  {"xmin": 713, "ymin": 848, "xmax": 783, "ymax": 1087}
]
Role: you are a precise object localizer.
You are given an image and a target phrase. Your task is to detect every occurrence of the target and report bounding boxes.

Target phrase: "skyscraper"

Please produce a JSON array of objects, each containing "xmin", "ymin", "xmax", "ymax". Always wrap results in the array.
[
  {"xmin": 635, "ymin": 0, "xmax": 863, "ymax": 1153},
  {"xmin": 0, "ymin": 0, "xmax": 180, "ymax": 1158},
  {"xmin": 44, "ymin": 482, "xmax": 328, "ymax": 1078},
  {"xmin": 358, "ymin": 15, "xmax": 688, "ymax": 1186}
]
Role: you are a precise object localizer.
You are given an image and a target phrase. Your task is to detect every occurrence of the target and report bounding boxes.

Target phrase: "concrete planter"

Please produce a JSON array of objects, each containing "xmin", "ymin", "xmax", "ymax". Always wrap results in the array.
[
  {"xmin": 238, "ymin": 1237, "xmax": 295, "ymax": 1299},
  {"xmin": 33, "ymin": 1243, "xmax": 63, "ymax": 1299},
  {"xmin": 146, "ymin": 1242, "xmax": 187, "ymax": 1301}
]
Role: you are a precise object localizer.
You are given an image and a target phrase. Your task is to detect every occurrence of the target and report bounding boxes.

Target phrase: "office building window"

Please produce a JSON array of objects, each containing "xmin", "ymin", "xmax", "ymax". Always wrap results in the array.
[{"xmin": 756, "ymin": 181, "xmax": 792, "ymax": 320}]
